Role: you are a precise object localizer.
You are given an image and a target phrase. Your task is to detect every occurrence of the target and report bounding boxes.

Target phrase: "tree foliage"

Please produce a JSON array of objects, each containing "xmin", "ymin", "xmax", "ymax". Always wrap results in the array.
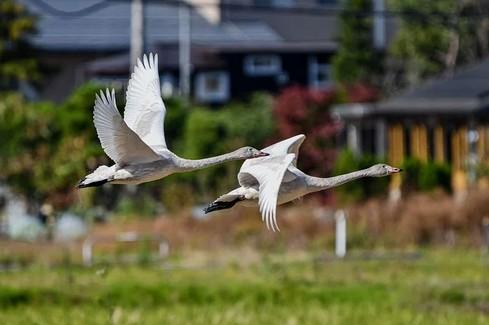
[
  {"xmin": 0, "ymin": 0, "xmax": 38, "ymax": 87},
  {"xmin": 178, "ymin": 94, "xmax": 275, "ymax": 201},
  {"xmin": 332, "ymin": 0, "xmax": 381, "ymax": 85},
  {"xmin": 388, "ymin": 0, "xmax": 489, "ymax": 88},
  {"xmin": 0, "ymin": 84, "xmax": 104, "ymax": 207},
  {"xmin": 0, "ymin": 87, "xmax": 275, "ymax": 211},
  {"xmin": 273, "ymin": 86, "xmax": 342, "ymax": 180}
]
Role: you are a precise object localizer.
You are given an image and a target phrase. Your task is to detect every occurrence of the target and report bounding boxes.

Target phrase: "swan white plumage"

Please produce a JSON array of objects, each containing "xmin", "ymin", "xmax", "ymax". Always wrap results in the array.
[
  {"xmin": 78, "ymin": 53, "xmax": 268, "ymax": 188},
  {"xmin": 204, "ymin": 134, "xmax": 401, "ymax": 231}
]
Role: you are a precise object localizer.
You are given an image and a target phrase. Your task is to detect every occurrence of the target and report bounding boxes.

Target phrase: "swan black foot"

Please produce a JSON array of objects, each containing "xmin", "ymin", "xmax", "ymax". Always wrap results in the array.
[{"xmin": 203, "ymin": 198, "xmax": 241, "ymax": 214}]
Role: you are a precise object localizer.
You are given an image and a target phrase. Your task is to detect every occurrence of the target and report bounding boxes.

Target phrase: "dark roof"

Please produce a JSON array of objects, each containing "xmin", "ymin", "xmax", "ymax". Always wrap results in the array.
[
  {"xmin": 19, "ymin": 0, "xmax": 281, "ymax": 51},
  {"xmin": 208, "ymin": 41, "xmax": 336, "ymax": 52},
  {"xmin": 333, "ymin": 58, "xmax": 489, "ymax": 118},
  {"xmin": 86, "ymin": 45, "xmax": 225, "ymax": 75},
  {"xmin": 378, "ymin": 58, "xmax": 489, "ymax": 113},
  {"xmin": 224, "ymin": 11, "xmax": 339, "ymax": 43}
]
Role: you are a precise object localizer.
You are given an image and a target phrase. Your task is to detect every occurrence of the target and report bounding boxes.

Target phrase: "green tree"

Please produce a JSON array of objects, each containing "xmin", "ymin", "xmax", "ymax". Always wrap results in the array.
[
  {"xmin": 179, "ymin": 94, "xmax": 274, "ymax": 201},
  {"xmin": 0, "ymin": 84, "xmax": 104, "ymax": 207},
  {"xmin": 332, "ymin": 0, "xmax": 381, "ymax": 84},
  {"xmin": 388, "ymin": 0, "xmax": 489, "ymax": 88},
  {"xmin": 0, "ymin": 0, "xmax": 38, "ymax": 88}
]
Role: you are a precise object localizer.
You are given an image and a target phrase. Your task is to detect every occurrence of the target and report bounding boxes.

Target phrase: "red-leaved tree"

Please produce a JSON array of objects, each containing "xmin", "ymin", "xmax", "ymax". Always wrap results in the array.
[{"xmin": 272, "ymin": 84, "xmax": 378, "ymax": 199}]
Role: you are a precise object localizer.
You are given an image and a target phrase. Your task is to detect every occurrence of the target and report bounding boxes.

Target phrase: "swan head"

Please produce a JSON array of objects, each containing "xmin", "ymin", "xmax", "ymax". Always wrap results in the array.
[
  {"xmin": 367, "ymin": 164, "xmax": 402, "ymax": 177},
  {"xmin": 236, "ymin": 147, "xmax": 269, "ymax": 159}
]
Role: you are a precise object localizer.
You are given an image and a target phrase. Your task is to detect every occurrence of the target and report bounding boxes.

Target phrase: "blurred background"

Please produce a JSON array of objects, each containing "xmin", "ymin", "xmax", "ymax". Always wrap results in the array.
[{"xmin": 1, "ymin": 0, "xmax": 489, "ymax": 323}]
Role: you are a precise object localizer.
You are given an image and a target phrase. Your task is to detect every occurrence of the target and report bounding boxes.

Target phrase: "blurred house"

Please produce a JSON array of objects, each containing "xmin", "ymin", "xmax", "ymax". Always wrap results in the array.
[
  {"xmin": 333, "ymin": 59, "xmax": 489, "ymax": 197},
  {"xmin": 19, "ymin": 0, "xmax": 393, "ymax": 103}
]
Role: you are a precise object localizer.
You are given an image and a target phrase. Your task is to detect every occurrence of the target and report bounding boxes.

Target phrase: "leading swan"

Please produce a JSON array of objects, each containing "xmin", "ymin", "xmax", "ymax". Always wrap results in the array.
[
  {"xmin": 78, "ymin": 53, "xmax": 267, "ymax": 188},
  {"xmin": 204, "ymin": 134, "xmax": 401, "ymax": 231}
]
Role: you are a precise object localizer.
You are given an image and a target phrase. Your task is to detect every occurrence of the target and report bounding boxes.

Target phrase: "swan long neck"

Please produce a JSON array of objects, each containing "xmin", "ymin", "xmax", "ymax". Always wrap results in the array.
[
  {"xmin": 305, "ymin": 168, "xmax": 371, "ymax": 194},
  {"xmin": 173, "ymin": 151, "xmax": 243, "ymax": 171}
]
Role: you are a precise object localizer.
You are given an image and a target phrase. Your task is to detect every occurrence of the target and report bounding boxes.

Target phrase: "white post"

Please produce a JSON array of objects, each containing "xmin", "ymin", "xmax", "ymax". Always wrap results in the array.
[
  {"xmin": 130, "ymin": 0, "xmax": 144, "ymax": 70},
  {"xmin": 82, "ymin": 239, "xmax": 93, "ymax": 266},
  {"xmin": 335, "ymin": 210, "xmax": 347, "ymax": 258},
  {"xmin": 467, "ymin": 119, "xmax": 479, "ymax": 185},
  {"xmin": 347, "ymin": 123, "xmax": 361, "ymax": 156},
  {"xmin": 375, "ymin": 119, "xmax": 386, "ymax": 158},
  {"xmin": 159, "ymin": 240, "xmax": 170, "ymax": 258}
]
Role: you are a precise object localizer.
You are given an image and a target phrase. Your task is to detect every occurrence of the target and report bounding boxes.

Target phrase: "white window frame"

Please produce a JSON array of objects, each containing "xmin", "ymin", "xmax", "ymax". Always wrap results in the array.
[
  {"xmin": 195, "ymin": 71, "xmax": 230, "ymax": 103},
  {"xmin": 308, "ymin": 56, "xmax": 332, "ymax": 89},
  {"xmin": 244, "ymin": 54, "xmax": 282, "ymax": 76}
]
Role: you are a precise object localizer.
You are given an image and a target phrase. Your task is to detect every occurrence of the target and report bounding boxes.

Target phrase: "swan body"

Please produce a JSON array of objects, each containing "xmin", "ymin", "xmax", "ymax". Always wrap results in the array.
[
  {"xmin": 204, "ymin": 134, "xmax": 401, "ymax": 231},
  {"xmin": 79, "ymin": 53, "xmax": 267, "ymax": 188}
]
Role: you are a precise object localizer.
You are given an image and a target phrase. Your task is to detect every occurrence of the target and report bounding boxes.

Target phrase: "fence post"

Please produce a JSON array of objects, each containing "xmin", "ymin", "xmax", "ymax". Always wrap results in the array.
[
  {"xmin": 159, "ymin": 240, "xmax": 170, "ymax": 258},
  {"xmin": 82, "ymin": 239, "xmax": 93, "ymax": 266},
  {"xmin": 335, "ymin": 210, "xmax": 347, "ymax": 258},
  {"xmin": 483, "ymin": 217, "xmax": 489, "ymax": 252}
]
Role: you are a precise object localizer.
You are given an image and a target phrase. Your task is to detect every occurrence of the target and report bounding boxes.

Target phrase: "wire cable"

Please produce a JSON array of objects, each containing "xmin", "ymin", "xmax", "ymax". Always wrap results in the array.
[
  {"xmin": 24, "ymin": 0, "xmax": 489, "ymax": 22},
  {"xmin": 25, "ymin": 0, "xmax": 111, "ymax": 18}
]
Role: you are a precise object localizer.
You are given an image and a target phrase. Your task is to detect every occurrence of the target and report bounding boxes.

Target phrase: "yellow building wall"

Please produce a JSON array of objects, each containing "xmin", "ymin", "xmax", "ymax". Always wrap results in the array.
[
  {"xmin": 384, "ymin": 121, "xmax": 489, "ymax": 193},
  {"xmin": 388, "ymin": 124, "xmax": 404, "ymax": 193},
  {"xmin": 451, "ymin": 127, "xmax": 468, "ymax": 192},
  {"xmin": 410, "ymin": 124, "xmax": 428, "ymax": 162},
  {"xmin": 434, "ymin": 126, "xmax": 445, "ymax": 163}
]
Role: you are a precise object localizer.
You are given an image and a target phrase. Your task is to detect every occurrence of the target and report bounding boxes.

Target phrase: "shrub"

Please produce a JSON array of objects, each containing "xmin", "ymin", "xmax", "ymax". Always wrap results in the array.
[
  {"xmin": 333, "ymin": 149, "xmax": 389, "ymax": 203},
  {"xmin": 401, "ymin": 158, "xmax": 451, "ymax": 193},
  {"xmin": 179, "ymin": 93, "xmax": 274, "ymax": 201}
]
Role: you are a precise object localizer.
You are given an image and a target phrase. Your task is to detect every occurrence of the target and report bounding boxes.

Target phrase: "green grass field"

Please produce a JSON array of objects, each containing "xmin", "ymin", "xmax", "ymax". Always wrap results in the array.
[{"xmin": 0, "ymin": 249, "xmax": 488, "ymax": 324}]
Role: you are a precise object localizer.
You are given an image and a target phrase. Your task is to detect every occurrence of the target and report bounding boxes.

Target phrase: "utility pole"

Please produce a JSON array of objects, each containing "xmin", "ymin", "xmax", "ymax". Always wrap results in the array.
[
  {"xmin": 179, "ymin": 2, "xmax": 191, "ymax": 100},
  {"xmin": 130, "ymin": 0, "xmax": 144, "ymax": 70},
  {"xmin": 373, "ymin": 0, "xmax": 386, "ymax": 49}
]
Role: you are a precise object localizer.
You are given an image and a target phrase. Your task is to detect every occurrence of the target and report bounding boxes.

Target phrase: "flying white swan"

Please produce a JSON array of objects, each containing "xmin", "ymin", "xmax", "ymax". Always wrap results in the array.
[
  {"xmin": 78, "ymin": 53, "xmax": 268, "ymax": 188},
  {"xmin": 204, "ymin": 134, "xmax": 401, "ymax": 231}
]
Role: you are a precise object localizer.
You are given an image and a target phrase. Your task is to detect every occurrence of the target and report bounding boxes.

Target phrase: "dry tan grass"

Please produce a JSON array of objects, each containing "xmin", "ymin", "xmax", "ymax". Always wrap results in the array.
[
  {"xmin": 347, "ymin": 189, "xmax": 489, "ymax": 247},
  {"xmin": 88, "ymin": 190, "xmax": 489, "ymax": 251},
  {"xmin": 4, "ymin": 190, "xmax": 489, "ymax": 266}
]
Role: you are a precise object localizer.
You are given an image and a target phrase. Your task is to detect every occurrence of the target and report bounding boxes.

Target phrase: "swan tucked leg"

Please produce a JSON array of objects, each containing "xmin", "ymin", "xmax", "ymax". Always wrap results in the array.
[
  {"xmin": 78, "ymin": 165, "xmax": 116, "ymax": 188},
  {"xmin": 203, "ymin": 188, "xmax": 254, "ymax": 214},
  {"xmin": 204, "ymin": 197, "xmax": 242, "ymax": 214}
]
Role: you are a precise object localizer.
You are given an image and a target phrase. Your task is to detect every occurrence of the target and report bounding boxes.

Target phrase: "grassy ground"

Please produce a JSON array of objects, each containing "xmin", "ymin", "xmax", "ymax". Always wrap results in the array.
[{"xmin": 0, "ymin": 249, "xmax": 488, "ymax": 324}]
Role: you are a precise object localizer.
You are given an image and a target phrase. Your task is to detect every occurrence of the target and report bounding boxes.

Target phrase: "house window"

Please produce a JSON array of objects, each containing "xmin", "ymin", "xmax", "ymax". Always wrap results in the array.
[
  {"xmin": 308, "ymin": 56, "xmax": 331, "ymax": 89},
  {"xmin": 317, "ymin": 0, "xmax": 338, "ymax": 5},
  {"xmin": 195, "ymin": 71, "xmax": 230, "ymax": 103},
  {"xmin": 254, "ymin": 0, "xmax": 295, "ymax": 8},
  {"xmin": 244, "ymin": 55, "xmax": 282, "ymax": 76},
  {"xmin": 160, "ymin": 74, "xmax": 175, "ymax": 98},
  {"xmin": 91, "ymin": 76, "xmax": 126, "ymax": 89}
]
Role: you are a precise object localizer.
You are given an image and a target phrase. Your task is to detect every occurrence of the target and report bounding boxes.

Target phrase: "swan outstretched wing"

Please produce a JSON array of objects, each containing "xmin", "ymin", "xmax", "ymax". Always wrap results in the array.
[
  {"xmin": 238, "ymin": 154, "xmax": 295, "ymax": 231},
  {"xmin": 262, "ymin": 134, "xmax": 305, "ymax": 166},
  {"xmin": 93, "ymin": 89, "xmax": 161, "ymax": 165},
  {"xmin": 124, "ymin": 53, "xmax": 167, "ymax": 154}
]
